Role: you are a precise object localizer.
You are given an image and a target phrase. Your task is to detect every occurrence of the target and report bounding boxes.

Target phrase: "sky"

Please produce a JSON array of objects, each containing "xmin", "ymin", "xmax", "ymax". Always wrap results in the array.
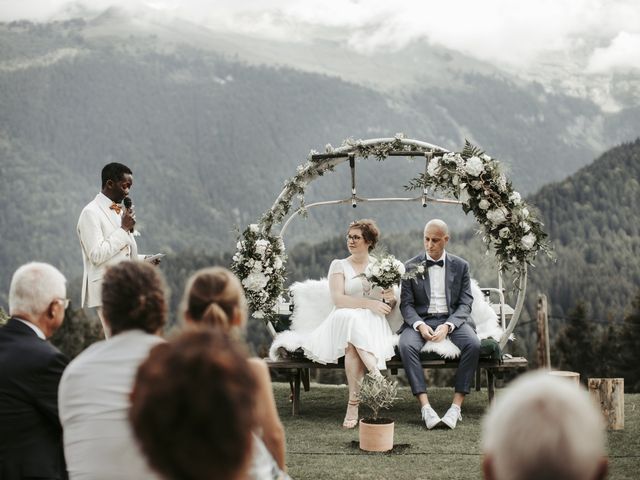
[{"xmin": 1, "ymin": 0, "xmax": 639, "ymax": 73}]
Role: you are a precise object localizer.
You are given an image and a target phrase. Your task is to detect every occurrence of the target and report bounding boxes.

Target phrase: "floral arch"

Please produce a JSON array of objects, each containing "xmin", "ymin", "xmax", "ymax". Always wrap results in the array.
[{"xmin": 231, "ymin": 135, "xmax": 550, "ymax": 349}]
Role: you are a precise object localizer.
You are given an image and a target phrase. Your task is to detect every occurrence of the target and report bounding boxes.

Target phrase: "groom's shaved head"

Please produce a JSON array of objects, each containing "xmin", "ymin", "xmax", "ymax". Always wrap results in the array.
[{"xmin": 424, "ymin": 219, "xmax": 449, "ymax": 236}]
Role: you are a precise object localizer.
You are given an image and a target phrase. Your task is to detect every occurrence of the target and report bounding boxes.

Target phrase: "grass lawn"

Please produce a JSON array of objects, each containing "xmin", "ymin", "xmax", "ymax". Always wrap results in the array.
[{"xmin": 273, "ymin": 382, "xmax": 640, "ymax": 480}]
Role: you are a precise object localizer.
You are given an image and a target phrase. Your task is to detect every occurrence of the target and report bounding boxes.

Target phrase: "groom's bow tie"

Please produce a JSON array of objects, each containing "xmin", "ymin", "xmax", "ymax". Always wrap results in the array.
[{"xmin": 426, "ymin": 259, "xmax": 444, "ymax": 268}]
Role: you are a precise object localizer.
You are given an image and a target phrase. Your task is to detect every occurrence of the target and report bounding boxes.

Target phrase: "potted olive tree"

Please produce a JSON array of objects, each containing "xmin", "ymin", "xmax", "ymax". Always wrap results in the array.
[{"xmin": 357, "ymin": 373, "xmax": 399, "ymax": 452}]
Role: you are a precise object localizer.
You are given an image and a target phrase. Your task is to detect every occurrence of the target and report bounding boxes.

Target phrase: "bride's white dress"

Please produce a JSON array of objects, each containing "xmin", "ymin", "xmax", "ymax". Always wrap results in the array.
[{"xmin": 301, "ymin": 258, "xmax": 396, "ymax": 370}]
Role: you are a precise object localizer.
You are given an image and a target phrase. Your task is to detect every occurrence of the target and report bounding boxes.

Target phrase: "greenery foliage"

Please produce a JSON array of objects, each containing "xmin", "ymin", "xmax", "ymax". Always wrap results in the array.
[{"xmin": 357, "ymin": 373, "xmax": 400, "ymax": 421}]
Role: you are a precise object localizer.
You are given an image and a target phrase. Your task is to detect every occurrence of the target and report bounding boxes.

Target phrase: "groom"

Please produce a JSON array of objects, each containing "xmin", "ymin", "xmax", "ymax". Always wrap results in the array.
[{"xmin": 398, "ymin": 219, "xmax": 479, "ymax": 429}]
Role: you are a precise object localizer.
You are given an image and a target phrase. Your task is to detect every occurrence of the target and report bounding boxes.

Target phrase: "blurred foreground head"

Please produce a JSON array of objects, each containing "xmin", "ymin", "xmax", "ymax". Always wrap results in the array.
[
  {"xmin": 482, "ymin": 370, "xmax": 608, "ymax": 480},
  {"xmin": 130, "ymin": 328, "xmax": 256, "ymax": 480}
]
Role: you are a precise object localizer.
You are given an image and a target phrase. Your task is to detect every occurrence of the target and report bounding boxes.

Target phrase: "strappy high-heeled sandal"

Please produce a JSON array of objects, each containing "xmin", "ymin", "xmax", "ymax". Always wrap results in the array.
[{"xmin": 342, "ymin": 399, "xmax": 359, "ymax": 429}]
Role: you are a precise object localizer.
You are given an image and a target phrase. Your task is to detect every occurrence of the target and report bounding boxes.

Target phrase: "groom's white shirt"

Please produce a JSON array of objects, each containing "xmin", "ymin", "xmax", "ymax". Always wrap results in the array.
[
  {"xmin": 411, "ymin": 251, "xmax": 456, "ymax": 333},
  {"xmin": 77, "ymin": 192, "xmax": 140, "ymax": 308}
]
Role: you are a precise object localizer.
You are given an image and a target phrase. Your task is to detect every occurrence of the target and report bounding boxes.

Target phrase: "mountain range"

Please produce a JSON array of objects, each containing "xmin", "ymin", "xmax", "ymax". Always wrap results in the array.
[{"xmin": 0, "ymin": 8, "xmax": 639, "ymax": 309}]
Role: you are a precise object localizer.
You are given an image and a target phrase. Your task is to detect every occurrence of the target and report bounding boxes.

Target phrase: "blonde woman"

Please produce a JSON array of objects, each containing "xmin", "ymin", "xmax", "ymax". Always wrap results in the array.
[{"xmin": 181, "ymin": 267, "xmax": 287, "ymax": 477}]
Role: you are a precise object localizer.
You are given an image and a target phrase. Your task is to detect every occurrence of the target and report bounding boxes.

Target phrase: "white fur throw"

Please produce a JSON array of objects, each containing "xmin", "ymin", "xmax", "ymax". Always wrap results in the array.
[{"xmin": 268, "ymin": 278, "xmax": 504, "ymax": 361}]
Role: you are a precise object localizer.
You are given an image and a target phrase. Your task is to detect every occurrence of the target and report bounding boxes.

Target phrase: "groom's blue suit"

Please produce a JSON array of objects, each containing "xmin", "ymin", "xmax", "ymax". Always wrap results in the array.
[{"xmin": 399, "ymin": 252, "xmax": 480, "ymax": 395}]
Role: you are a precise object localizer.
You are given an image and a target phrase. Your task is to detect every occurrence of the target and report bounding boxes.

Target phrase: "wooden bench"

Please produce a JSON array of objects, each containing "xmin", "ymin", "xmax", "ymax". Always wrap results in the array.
[{"xmin": 266, "ymin": 354, "xmax": 528, "ymax": 415}]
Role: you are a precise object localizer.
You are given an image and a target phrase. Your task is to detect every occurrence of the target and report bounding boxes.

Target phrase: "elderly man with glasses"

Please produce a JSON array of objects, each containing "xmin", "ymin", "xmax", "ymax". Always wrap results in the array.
[{"xmin": 0, "ymin": 262, "xmax": 70, "ymax": 480}]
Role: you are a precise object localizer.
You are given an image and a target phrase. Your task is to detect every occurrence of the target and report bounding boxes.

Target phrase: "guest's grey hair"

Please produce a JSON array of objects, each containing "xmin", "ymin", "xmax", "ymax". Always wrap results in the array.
[
  {"xmin": 482, "ymin": 370, "xmax": 606, "ymax": 480},
  {"xmin": 9, "ymin": 262, "xmax": 67, "ymax": 318}
]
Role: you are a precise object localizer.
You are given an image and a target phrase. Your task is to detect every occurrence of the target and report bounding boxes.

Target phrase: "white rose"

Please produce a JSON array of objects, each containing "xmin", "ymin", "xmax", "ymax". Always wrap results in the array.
[
  {"xmin": 242, "ymin": 272, "xmax": 269, "ymax": 291},
  {"xmin": 252, "ymin": 260, "xmax": 263, "ymax": 272},
  {"xmin": 486, "ymin": 207, "xmax": 508, "ymax": 225},
  {"xmin": 232, "ymin": 253, "xmax": 241, "ymax": 262},
  {"xmin": 273, "ymin": 256, "xmax": 283, "ymax": 269},
  {"xmin": 394, "ymin": 260, "xmax": 406, "ymax": 275},
  {"xmin": 520, "ymin": 221, "xmax": 531, "ymax": 232},
  {"xmin": 249, "ymin": 224, "xmax": 259, "ymax": 233},
  {"xmin": 499, "ymin": 227, "xmax": 510, "ymax": 238},
  {"xmin": 253, "ymin": 310, "xmax": 265, "ymax": 319},
  {"xmin": 427, "ymin": 157, "xmax": 441, "ymax": 176},
  {"xmin": 416, "ymin": 265, "xmax": 425, "ymax": 274},
  {"xmin": 465, "ymin": 156, "xmax": 484, "ymax": 176},
  {"xmin": 509, "ymin": 192, "xmax": 522, "ymax": 205},
  {"xmin": 520, "ymin": 233, "xmax": 537, "ymax": 250},
  {"xmin": 236, "ymin": 241, "xmax": 244, "ymax": 250},
  {"xmin": 479, "ymin": 199, "xmax": 491, "ymax": 210},
  {"xmin": 497, "ymin": 174, "xmax": 507, "ymax": 192},
  {"xmin": 372, "ymin": 265, "xmax": 382, "ymax": 276},
  {"xmin": 470, "ymin": 180, "xmax": 482, "ymax": 189},
  {"xmin": 255, "ymin": 239, "xmax": 270, "ymax": 256}
]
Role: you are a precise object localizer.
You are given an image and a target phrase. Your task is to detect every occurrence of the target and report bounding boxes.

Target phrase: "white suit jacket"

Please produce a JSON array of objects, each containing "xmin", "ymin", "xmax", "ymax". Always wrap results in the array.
[
  {"xmin": 58, "ymin": 330, "xmax": 164, "ymax": 480},
  {"xmin": 77, "ymin": 193, "xmax": 140, "ymax": 308}
]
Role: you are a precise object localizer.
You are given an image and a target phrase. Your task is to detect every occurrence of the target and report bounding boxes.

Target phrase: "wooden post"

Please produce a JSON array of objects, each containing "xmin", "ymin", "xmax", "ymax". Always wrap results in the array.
[
  {"xmin": 549, "ymin": 370, "xmax": 580, "ymax": 384},
  {"xmin": 588, "ymin": 378, "xmax": 624, "ymax": 430},
  {"xmin": 536, "ymin": 294, "xmax": 550, "ymax": 368}
]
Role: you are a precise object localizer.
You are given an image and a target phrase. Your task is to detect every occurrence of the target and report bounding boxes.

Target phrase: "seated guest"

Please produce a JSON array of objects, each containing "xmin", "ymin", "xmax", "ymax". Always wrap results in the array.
[
  {"xmin": 58, "ymin": 261, "xmax": 167, "ymax": 479},
  {"xmin": 302, "ymin": 219, "xmax": 396, "ymax": 429},
  {"xmin": 0, "ymin": 262, "xmax": 70, "ymax": 480},
  {"xmin": 130, "ymin": 329, "xmax": 257, "ymax": 480},
  {"xmin": 181, "ymin": 267, "xmax": 288, "ymax": 477},
  {"xmin": 482, "ymin": 370, "xmax": 608, "ymax": 480}
]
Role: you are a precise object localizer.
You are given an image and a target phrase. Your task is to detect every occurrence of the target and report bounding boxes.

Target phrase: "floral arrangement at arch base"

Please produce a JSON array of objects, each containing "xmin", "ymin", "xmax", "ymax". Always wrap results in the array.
[{"xmin": 231, "ymin": 224, "xmax": 287, "ymax": 320}]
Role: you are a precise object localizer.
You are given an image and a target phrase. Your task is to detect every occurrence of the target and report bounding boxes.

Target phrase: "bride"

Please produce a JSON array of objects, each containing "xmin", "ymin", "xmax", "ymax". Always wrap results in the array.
[{"xmin": 302, "ymin": 219, "xmax": 396, "ymax": 428}]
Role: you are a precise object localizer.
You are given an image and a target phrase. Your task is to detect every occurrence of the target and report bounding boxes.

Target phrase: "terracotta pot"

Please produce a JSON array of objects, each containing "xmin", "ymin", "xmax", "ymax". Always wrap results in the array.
[{"xmin": 359, "ymin": 418, "xmax": 394, "ymax": 452}]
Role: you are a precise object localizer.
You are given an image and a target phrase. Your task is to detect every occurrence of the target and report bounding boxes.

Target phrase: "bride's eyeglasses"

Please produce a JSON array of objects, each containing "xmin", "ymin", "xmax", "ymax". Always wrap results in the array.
[{"xmin": 346, "ymin": 234, "xmax": 363, "ymax": 242}]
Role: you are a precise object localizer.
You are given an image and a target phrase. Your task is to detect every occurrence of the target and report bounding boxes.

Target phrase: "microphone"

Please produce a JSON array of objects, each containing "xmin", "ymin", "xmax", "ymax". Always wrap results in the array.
[{"xmin": 123, "ymin": 197, "xmax": 134, "ymax": 232}]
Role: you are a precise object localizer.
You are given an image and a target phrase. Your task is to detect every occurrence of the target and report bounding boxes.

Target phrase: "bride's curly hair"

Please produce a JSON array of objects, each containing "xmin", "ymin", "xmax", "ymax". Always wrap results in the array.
[{"xmin": 348, "ymin": 219, "xmax": 379, "ymax": 252}]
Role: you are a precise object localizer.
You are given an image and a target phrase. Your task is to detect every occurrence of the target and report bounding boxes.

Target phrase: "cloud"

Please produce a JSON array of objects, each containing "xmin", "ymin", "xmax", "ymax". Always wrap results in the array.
[
  {"xmin": 1, "ymin": 0, "xmax": 638, "ymax": 72},
  {"xmin": 587, "ymin": 32, "xmax": 640, "ymax": 73}
]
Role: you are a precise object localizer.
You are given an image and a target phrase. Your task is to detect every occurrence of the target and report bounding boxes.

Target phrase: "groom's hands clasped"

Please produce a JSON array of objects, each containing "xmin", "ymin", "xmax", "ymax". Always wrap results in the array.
[{"xmin": 431, "ymin": 324, "xmax": 450, "ymax": 342}]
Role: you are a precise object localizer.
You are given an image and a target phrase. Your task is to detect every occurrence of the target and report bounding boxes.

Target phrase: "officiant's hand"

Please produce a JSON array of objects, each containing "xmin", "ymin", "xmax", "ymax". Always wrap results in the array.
[
  {"xmin": 367, "ymin": 299, "xmax": 391, "ymax": 316},
  {"xmin": 431, "ymin": 324, "xmax": 450, "ymax": 343},
  {"xmin": 418, "ymin": 324, "xmax": 435, "ymax": 341}
]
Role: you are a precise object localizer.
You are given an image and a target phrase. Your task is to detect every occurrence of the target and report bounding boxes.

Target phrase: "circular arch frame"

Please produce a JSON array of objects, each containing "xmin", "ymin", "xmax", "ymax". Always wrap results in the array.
[{"xmin": 233, "ymin": 136, "xmax": 547, "ymax": 350}]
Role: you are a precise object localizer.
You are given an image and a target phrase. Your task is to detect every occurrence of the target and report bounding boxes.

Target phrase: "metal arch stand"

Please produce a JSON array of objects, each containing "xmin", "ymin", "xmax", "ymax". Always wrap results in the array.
[{"xmin": 265, "ymin": 136, "xmax": 527, "ymax": 348}]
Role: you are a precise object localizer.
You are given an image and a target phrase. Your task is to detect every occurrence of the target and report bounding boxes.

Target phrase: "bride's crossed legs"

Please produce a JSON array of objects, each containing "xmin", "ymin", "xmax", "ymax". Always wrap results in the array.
[{"xmin": 343, "ymin": 342, "xmax": 381, "ymax": 428}]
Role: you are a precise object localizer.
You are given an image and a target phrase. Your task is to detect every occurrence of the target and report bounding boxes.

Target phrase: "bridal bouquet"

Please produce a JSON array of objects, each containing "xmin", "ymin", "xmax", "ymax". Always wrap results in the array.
[{"xmin": 361, "ymin": 252, "xmax": 406, "ymax": 290}]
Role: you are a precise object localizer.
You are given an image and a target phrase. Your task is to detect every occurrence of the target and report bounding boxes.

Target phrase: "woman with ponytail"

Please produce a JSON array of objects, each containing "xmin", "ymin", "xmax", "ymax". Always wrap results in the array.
[{"xmin": 181, "ymin": 267, "xmax": 288, "ymax": 479}]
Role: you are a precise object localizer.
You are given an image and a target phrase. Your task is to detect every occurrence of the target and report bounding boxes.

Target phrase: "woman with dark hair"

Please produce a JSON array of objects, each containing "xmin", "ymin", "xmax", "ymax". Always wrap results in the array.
[
  {"xmin": 130, "ymin": 329, "xmax": 257, "ymax": 480},
  {"xmin": 59, "ymin": 261, "xmax": 167, "ymax": 479},
  {"xmin": 302, "ymin": 219, "xmax": 396, "ymax": 428},
  {"xmin": 181, "ymin": 267, "xmax": 288, "ymax": 479}
]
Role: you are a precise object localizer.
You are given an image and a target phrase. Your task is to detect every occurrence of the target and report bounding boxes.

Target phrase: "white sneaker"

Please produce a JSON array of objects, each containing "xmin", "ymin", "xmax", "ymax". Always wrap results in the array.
[
  {"xmin": 441, "ymin": 405, "xmax": 462, "ymax": 429},
  {"xmin": 421, "ymin": 405, "xmax": 441, "ymax": 429}
]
